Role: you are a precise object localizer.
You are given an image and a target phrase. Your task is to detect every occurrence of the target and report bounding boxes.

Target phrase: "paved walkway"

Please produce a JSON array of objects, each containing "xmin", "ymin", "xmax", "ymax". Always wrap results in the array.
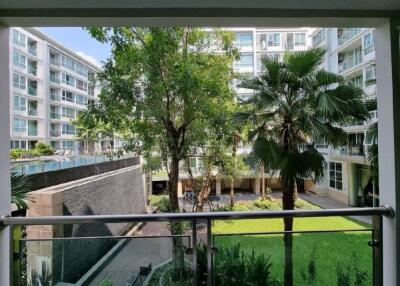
[
  {"xmin": 88, "ymin": 222, "xmax": 175, "ymax": 286},
  {"xmin": 298, "ymin": 192, "xmax": 372, "ymax": 225}
]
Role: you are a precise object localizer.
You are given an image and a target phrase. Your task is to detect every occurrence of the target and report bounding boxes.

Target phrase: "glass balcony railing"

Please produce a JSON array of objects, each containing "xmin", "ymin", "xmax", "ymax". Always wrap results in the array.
[
  {"xmin": 28, "ymin": 66, "xmax": 37, "ymax": 76},
  {"xmin": 50, "ymin": 76, "xmax": 61, "ymax": 84},
  {"xmin": 3, "ymin": 207, "xmax": 392, "ymax": 286},
  {"xmin": 50, "ymin": 130, "xmax": 61, "ymax": 137},
  {"xmin": 28, "ymin": 109, "xmax": 37, "ymax": 116},
  {"xmin": 50, "ymin": 112, "xmax": 61, "ymax": 119},
  {"xmin": 28, "ymin": 86, "xmax": 37, "ymax": 96},
  {"xmin": 49, "ymin": 94, "xmax": 61, "ymax": 102},
  {"xmin": 50, "ymin": 58, "xmax": 60, "ymax": 66},
  {"xmin": 338, "ymin": 52, "xmax": 362, "ymax": 73},
  {"xmin": 331, "ymin": 144, "xmax": 365, "ymax": 157},
  {"xmin": 28, "ymin": 128, "xmax": 38, "ymax": 136},
  {"xmin": 338, "ymin": 28, "xmax": 362, "ymax": 46},
  {"xmin": 28, "ymin": 45, "xmax": 37, "ymax": 56}
]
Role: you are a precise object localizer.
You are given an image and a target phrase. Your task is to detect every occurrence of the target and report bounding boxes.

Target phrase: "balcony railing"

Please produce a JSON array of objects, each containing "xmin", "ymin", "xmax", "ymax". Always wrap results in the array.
[
  {"xmin": 50, "ymin": 130, "xmax": 61, "ymax": 137},
  {"xmin": 27, "ymin": 128, "xmax": 38, "ymax": 136},
  {"xmin": 49, "ymin": 94, "xmax": 61, "ymax": 102},
  {"xmin": 338, "ymin": 52, "xmax": 362, "ymax": 73},
  {"xmin": 0, "ymin": 207, "xmax": 393, "ymax": 286},
  {"xmin": 27, "ymin": 109, "xmax": 37, "ymax": 116},
  {"xmin": 338, "ymin": 28, "xmax": 362, "ymax": 46},
  {"xmin": 50, "ymin": 112, "xmax": 61, "ymax": 119},
  {"xmin": 50, "ymin": 76, "xmax": 60, "ymax": 84},
  {"xmin": 28, "ymin": 86, "xmax": 37, "ymax": 96},
  {"xmin": 331, "ymin": 144, "xmax": 365, "ymax": 157}
]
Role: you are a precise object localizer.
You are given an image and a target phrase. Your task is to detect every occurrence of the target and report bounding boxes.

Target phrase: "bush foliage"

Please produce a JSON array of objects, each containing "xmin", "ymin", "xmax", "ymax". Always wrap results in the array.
[
  {"xmin": 10, "ymin": 143, "xmax": 54, "ymax": 159},
  {"xmin": 149, "ymin": 195, "xmax": 171, "ymax": 212}
]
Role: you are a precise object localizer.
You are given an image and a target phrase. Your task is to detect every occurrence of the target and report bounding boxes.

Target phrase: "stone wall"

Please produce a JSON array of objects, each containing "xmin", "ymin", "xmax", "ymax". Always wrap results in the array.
[{"xmin": 26, "ymin": 165, "xmax": 146, "ymax": 284}]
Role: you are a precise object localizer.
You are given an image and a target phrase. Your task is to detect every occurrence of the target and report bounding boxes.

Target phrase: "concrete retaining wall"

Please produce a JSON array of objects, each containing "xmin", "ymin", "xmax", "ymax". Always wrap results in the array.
[{"xmin": 26, "ymin": 165, "xmax": 146, "ymax": 284}]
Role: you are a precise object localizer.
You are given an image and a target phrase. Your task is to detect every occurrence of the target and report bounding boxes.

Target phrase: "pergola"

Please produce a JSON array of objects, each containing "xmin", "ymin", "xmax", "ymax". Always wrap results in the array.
[{"xmin": 0, "ymin": 1, "xmax": 399, "ymax": 285}]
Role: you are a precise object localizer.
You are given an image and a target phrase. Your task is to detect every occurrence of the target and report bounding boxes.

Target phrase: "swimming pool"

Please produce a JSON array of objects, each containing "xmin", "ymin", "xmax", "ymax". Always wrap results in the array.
[{"xmin": 11, "ymin": 154, "xmax": 135, "ymax": 175}]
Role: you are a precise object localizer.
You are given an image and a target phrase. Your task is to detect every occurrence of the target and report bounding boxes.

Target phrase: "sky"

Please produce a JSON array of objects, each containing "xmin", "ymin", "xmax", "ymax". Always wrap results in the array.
[{"xmin": 37, "ymin": 27, "xmax": 111, "ymax": 67}]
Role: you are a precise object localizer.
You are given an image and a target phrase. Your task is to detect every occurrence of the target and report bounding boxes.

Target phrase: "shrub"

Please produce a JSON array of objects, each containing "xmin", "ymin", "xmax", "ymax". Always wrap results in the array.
[
  {"xmin": 294, "ymin": 199, "xmax": 319, "ymax": 210},
  {"xmin": 149, "ymin": 195, "xmax": 171, "ymax": 212},
  {"xmin": 253, "ymin": 199, "xmax": 282, "ymax": 210},
  {"xmin": 10, "ymin": 149, "xmax": 41, "ymax": 159},
  {"xmin": 35, "ymin": 143, "xmax": 54, "ymax": 156}
]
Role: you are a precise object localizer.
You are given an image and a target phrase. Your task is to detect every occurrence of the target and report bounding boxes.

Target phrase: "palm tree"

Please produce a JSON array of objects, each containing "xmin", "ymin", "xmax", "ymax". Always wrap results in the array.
[
  {"xmin": 366, "ymin": 98, "xmax": 378, "ymax": 205},
  {"xmin": 238, "ymin": 48, "xmax": 369, "ymax": 286},
  {"xmin": 11, "ymin": 171, "xmax": 32, "ymax": 211},
  {"xmin": 230, "ymin": 131, "xmax": 242, "ymax": 207}
]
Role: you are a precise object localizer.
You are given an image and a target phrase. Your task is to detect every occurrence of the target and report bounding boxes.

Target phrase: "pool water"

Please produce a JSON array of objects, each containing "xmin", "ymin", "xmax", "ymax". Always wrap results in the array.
[{"xmin": 11, "ymin": 154, "xmax": 133, "ymax": 175}]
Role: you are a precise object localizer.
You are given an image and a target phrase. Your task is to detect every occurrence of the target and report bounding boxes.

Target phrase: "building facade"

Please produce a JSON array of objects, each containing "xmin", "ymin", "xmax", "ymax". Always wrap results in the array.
[
  {"xmin": 311, "ymin": 28, "xmax": 377, "ymax": 206},
  {"xmin": 9, "ymin": 27, "xmax": 101, "ymax": 153}
]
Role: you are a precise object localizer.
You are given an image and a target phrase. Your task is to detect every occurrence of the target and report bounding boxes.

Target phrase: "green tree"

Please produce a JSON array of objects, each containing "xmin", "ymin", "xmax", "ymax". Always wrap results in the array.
[
  {"xmin": 238, "ymin": 48, "xmax": 369, "ymax": 286},
  {"xmin": 85, "ymin": 27, "xmax": 236, "ymax": 213}
]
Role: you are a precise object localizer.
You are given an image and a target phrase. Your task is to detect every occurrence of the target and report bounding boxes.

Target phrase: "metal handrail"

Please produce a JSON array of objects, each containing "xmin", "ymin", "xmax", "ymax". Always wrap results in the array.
[{"xmin": 0, "ymin": 206, "xmax": 393, "ymax": 226}]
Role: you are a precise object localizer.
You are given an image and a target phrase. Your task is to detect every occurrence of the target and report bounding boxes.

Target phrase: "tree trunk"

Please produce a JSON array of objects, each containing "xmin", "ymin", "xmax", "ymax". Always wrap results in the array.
[
  {"xmin": 282, "ymin": 177, "xmax": 295, "ymax": 286},
  {"xmin": 261, "ymin": 162, "xmax": 266, "ymax": 200},
  {"xmin": 230, "ymin": 178, "xmax": 234, "ymax": 208},
  {"xmin": 195, "ymin": 170, "xmax": 213, "ymax": 212},
  {"xmin": 167, "ymin": 156, "xmax": 185, "ymax": 280}
]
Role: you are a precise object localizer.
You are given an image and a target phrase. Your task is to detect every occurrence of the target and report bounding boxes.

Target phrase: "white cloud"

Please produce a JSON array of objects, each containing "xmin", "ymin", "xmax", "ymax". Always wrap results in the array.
[{"xmin": 76, "ymin": 51, "xmax": 102, "ymax": 68}]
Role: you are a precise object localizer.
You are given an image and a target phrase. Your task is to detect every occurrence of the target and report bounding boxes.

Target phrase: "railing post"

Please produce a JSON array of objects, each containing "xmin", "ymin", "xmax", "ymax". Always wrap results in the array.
[
  {"xmin": 372, "ymin": 215, "xmax": 383, "ymax": 286},
  {"xmin": 207, "ymin": 218, "xmax": 212, "ymax": 286},
  {"xmin": 192, "ymin": 219, "xmax": 197, "ymax": 286},
  {"xmin": 9, "ymin": 224, "xmax": 13, "ymax": 286}
]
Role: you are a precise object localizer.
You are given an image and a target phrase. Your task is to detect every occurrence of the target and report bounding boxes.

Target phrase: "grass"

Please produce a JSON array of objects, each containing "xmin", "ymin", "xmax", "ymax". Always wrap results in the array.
[{"xmin": 213, "ymin": 217, "xmax": 372, "ymax": 285}]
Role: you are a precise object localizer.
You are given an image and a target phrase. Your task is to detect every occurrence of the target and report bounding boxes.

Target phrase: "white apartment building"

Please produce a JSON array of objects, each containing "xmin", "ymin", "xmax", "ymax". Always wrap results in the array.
[
  {"xmin": 230, "ymin": 27, "xmax": 311, "ymax": 101},
  {"xmin": 311, "ymin": 28, "xmax": 377, "ymax": 207},
  {"xmin": 9, "ymin": 27, "xmax": 101, "ymax": 153}
]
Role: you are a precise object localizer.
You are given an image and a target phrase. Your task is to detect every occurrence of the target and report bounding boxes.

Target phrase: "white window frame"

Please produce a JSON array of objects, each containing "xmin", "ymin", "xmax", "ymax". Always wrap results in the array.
[{"xmin": 329, "ymin": 162, "xmax": 343, "ymax": 191}]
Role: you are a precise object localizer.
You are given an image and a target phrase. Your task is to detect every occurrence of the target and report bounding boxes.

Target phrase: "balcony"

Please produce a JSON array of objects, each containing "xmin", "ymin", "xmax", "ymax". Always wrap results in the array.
[
  {"xmin": 338, "ymin": 28, "xmax": 362, "ymax": 46},
  {"xmin": 49, "ymin": 93, "xmax": 61, "ymax": 102},
  {"xmin": 50, "ymin": 130, "xmax": 61, "ymax": 137},
  {"xmin": 50, "ymin": 112, "xmax": 61, "ymax": 119},
  {"xmin": 338, "ymin": 51, "xmax": 362, "ymax": 73},
  {"xmin": 50, "ymin": 75, "xmax": 61, "ymax": 84},
  {"xmin": 50, "ymin": 58, "xmax": 60, "ymax": 66},
  {"xmin": 27, "ymin": 86, "xmax": 37, "ymax": 96},
  {"xmin": 27, "ymin": 128, "xmax": 38, "ymax": 136},
  {"xmin": 27, "ymin": 109, "xmax": 37, "ymax": 116},
  {"xmin": 0, "ymin": 207, "xmax": 392, "ymax": 286}
]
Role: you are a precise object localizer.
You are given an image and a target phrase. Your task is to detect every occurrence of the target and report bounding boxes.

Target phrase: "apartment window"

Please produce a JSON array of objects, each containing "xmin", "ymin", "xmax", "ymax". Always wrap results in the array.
[
  {"xmin": 76, "ymin": 94, "xmax": 87, "ymax": 106},
  {"xmin": 13, "ymin": 73, "xmax": 26, "ymax": 90},
  {"xmin": 62, "ymin": 141, "xmax": 75, "ymax": 150},
  {"xmin": 76, "ymin": 79, "xmax": 88, "ymax": 92},
  {"xmin": 329, "ymin": 162, "xmax": 343, "ymax": 191},
  {"xmin": 11, "ymin": 140, "xmax": 27, "ymax": 150},
  {"xmin": 13, "ymin": 117, "xmax": 27, "ymax": 133},
  {"xmin": 235, "ymin": 53, "xmax": 253, "ymax": 68},
  {"xmin": 13, "ymin": 51, "xmax": 26, "ymax": 69},
  {"xmin": 62, "ymin": 107, "xmax": 76, "ymax": 119},
  {"xmin": 365, "ymin": 65, "xmax": 376, "ymax": 86},
  {"xmin": 268, "ymin": 33, "xmax": 281, "ymax": 47},
  {"xmin": 62, "ymin": 55, "xmax": 75, "ymax": 71},
  {"xmin": 88, "ymin": 85, "xmax": 95, "ymax": 96},
  {"xmin": 88, "ymin": 71, "xmax": 95, "ymax": 81},
  {"xmin": 13, "ymin": 30, "xmax": 26, "ymax": 47},
  {"xmin": 234, "ymin": 33, "xmax": 253, "ymax": 49},
  {"xmin": 363, "ymin": 32, "xmax": 374, "ymax": 55},
  {"xmin": 62, "ymin": 90, "xmax": 75, "ymax": 102},
  {"xmin": 62, "ymin": 123, "xmax": 76, "ymax": 135},
  {"xmin": 76, "ymin": 63, "xmax": 88, "ymax": 77},
  {"xmin": 62, "ymin": 73, "xmax": 75, "ymax": 86},
  {"xmin": 13, "ymin": 95, "xmax": 27, "ymax": 112},
  {"xmin": 294, "ymin": 33, "xmax": 306, "ymax": 47}
]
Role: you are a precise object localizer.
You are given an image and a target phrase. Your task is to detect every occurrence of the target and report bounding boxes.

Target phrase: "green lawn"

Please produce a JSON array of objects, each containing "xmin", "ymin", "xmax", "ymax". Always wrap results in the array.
[{"xmin": 212, "ymin": 217, "xmax": 372, "ymax": 285}]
